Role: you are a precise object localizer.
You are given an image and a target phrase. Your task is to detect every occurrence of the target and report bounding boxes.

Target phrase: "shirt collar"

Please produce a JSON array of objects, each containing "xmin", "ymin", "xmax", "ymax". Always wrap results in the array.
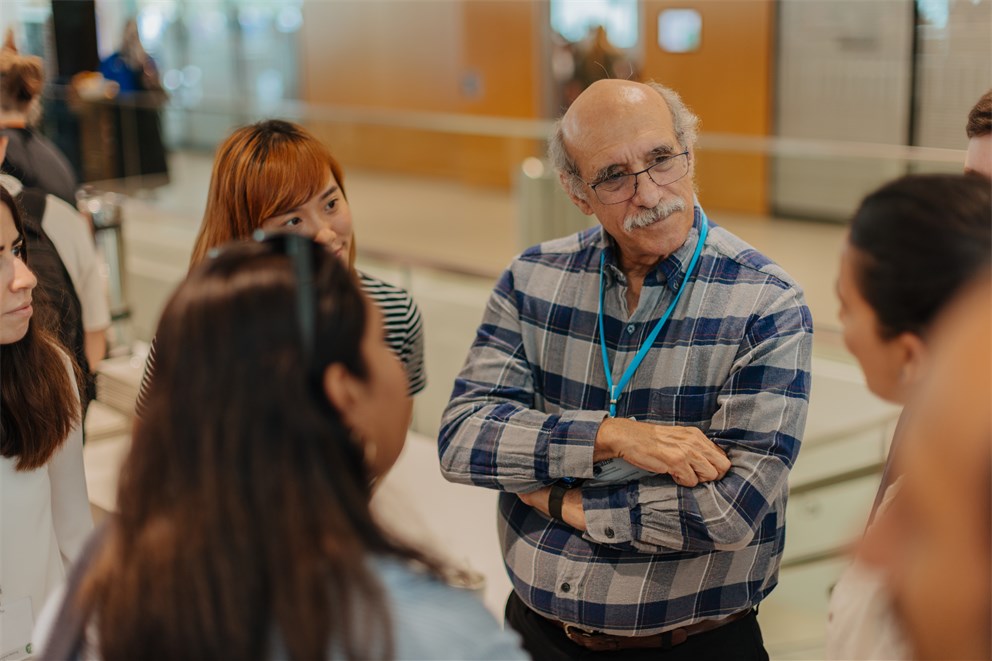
[{"xmin": 599, "ymin": 204, "xmax": 706, "ymax": 294}]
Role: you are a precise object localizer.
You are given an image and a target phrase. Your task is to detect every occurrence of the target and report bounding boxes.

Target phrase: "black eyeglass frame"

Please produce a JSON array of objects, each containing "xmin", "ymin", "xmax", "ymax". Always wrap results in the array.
[{"xmin": 585, "ymin": 151, "xmax": 690, "ymax": 206}]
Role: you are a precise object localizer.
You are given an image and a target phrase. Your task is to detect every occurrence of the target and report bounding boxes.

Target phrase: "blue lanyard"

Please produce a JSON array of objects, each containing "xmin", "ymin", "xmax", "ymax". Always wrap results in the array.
[{"xmin": 597, "ymin": 215, "xmax": 709, "ymax": 418}]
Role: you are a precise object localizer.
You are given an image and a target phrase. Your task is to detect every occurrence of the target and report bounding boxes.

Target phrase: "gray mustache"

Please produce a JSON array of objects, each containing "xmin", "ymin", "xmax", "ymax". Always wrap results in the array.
[{"xmin": 623, "ymin": 198, "xmax": 687, "ymax": 232}]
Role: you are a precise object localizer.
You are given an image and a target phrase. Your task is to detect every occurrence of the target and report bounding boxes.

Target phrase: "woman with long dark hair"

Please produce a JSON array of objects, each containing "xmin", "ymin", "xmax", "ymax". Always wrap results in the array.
[
  {"xmin": 0, "ymin": 184, "xmax": 92, "ymax": 637},
  {"xmin": 37, "ymin": 235, "xmax": 524, "ymax": 660},
  {"xmin": 826, "ymin": 173, "xmax": 992, "ymax": 659},
  {"xmin": 135, "ymin": 119, "xmax": 426, "ymax": 416}
]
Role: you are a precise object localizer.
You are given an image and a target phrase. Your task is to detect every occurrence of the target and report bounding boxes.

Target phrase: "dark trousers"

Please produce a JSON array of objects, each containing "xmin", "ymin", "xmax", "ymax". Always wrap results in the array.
[{"xmin": 505, "ymin": 591, "xmax": 770, "ymax": 661}]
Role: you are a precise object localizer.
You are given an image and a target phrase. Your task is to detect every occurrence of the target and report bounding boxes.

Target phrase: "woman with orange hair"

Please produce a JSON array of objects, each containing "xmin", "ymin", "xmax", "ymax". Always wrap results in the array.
[{"xmin": 135, "ymin": 119, "xmax": 425, "ymax": 413}]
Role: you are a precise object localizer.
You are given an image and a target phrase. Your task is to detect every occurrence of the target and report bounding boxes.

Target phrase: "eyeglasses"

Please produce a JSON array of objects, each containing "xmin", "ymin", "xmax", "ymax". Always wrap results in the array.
[
  {"xmin": 208, "ymin": 231, "xmax": 317, "ymax": 366},
  {"xmin": 586, "ymin": 151, "xmax": 690, "ymax": 205}
]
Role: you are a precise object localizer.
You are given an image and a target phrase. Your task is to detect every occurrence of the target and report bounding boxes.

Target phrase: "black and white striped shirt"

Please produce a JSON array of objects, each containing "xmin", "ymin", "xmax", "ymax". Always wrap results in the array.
[
  {"xmin": 358, "ymin": 271, "xmax": 426, "ymax": 395},
  {"xmin": 134, "ymin": 270, "xmax": 425, "ymax": 417}
]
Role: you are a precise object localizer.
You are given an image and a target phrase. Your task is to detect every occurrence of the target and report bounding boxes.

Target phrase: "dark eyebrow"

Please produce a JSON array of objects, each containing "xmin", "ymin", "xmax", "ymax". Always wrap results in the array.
[{"xmin": 2, "ymin": 233, "xmax": 23, "ymax": 254}]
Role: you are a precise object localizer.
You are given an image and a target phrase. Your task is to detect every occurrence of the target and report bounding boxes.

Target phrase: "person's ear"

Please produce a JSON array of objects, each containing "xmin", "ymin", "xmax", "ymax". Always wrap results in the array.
[
  {"xmin": 322, "ymin": 362, "xmax": 363, "ymax": 428},
  {"xmin": 560, "ymin": 172, "xmax": 595, "ymax": 216},
  {"xmin": 896, "ymin": 332, "xmax": 928, "ymax": 390}
]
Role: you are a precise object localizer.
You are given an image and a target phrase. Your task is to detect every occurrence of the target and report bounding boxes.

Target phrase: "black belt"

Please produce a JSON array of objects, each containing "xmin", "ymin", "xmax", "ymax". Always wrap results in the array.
[{"xmin": 549, "ymin": 609, "xmax": 754, "ymax": 652}]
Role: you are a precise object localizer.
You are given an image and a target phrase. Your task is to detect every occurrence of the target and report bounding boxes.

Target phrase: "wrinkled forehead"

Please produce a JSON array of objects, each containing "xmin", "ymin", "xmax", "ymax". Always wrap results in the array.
[{"xmin": 562, "ymin": 85, "xmax": 677, "ymax": 174}]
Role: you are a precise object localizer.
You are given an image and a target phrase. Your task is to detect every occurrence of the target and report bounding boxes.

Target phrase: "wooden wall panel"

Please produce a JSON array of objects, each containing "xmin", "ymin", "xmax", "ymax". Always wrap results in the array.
[
  {"xmin": 641, "ymin": 0, "xmax": 774, "ymax": 214},
  {"xmin": 299, "ymin": 0, "xmax": 544, "ymax": 187},
  {"xmin": 301, "ymin": 1, "xmax": 462, "ymax": 112},
  {"xmin": 460, "ymin": 1, "xmax": 542, "ymax": 118}
]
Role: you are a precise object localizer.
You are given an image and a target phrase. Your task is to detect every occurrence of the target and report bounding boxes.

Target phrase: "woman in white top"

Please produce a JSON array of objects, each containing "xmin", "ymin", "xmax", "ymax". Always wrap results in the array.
[
  {"xmin": 0, "ymin": 184, "xmax": 92, "ymax": 651},
  {"xmin": 826, "ymin": 173, "xmax": 991, "ymax": 659},
  {"xmin": 35, "ymin": 234, "xmax": 524, "ymax": 660}
]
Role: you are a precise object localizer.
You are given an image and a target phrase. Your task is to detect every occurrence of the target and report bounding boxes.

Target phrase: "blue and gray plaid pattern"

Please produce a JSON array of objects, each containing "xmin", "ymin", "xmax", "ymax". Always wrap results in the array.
[{"xmin": 439, "ymin": 206, "xmax": 813, "ymax": 636}]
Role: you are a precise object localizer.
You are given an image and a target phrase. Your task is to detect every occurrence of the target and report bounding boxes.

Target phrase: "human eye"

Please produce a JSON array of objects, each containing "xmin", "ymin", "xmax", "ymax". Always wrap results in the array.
[
  {"xmin": 324, "ymin": 197, "xmax": 338, "ymax": 212},
  {"xmin": 597, "ymin": 171, "xmax": 629, "ymax": 191},
  {"xmin": 11, "ymin": 239, "xmax": 25, "ymax": 260},
  {"xmin": 282, "ymin": 216, "xmax": 303, "ymax": 228}
]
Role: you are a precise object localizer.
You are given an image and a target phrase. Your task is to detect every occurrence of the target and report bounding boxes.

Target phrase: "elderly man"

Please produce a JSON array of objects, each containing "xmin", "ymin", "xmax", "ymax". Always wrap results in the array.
[{"xmin": 439, "ymin": 79, "xmax": 812, "ymax": 660}]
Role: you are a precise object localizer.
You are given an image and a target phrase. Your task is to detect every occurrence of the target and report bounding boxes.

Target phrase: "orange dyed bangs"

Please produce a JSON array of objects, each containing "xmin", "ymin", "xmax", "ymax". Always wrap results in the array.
[{"xmin": 244, "ymin": 136, "xmax": 341, "ymax": 225}]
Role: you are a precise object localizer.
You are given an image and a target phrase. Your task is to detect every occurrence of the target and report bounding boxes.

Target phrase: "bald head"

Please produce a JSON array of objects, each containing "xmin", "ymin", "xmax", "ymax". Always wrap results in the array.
[
  {"xmin": 562, "ymin": 80, "xmax": 663, "ymax": 147},
  {"xmin": 548, "ymin": 80, "xmax": 699, "ymax": 199}
]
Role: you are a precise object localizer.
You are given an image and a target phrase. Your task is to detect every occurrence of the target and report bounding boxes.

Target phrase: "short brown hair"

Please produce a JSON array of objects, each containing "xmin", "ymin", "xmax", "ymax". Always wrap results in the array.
[{"xmin": 966, "ymin": 89, "xmax": 992, "ymax": 138}]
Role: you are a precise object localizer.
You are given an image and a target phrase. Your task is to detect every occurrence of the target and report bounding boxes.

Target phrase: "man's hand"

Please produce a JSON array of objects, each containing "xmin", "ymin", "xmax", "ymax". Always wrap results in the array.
[
  {"xmin": 593, "ymin": 418, "xmax": 731, "ymax": 487},
  {"xmin": 518, "ymin": 487, "xmax": 587, "ymax": 531}
]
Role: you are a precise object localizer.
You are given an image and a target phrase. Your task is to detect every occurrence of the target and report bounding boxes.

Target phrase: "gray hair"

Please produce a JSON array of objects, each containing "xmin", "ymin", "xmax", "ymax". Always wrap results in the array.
[{"xmin": 548, "ymin": 81, "xmax": 700, "ymax": 201}]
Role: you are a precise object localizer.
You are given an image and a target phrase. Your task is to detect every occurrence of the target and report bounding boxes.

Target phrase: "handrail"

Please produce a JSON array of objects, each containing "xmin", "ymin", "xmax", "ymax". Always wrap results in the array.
[{"xmin": 48, "ymin": 86, "xmax": 968, "ymax": 165}]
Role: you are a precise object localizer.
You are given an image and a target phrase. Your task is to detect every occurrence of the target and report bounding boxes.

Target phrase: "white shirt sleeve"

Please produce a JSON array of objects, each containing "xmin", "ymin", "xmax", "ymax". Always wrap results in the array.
[
  {"xmin": 48, "ymin": 358, "xmax": 95, "ymax": 569},
  {"xmin": 40, "ymin": 195, "xmax": 112, "ymax": 332}
]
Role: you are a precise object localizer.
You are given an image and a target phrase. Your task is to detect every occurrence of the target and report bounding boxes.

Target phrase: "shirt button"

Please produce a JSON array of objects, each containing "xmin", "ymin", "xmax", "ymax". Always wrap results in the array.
[
  {"xmin": 605, "ymin": 527, "xmax": 615, "ymax": 539},
  {"xmin": 626, "ymin": 324, "xmax": 635, "ymax": 334},
  {"xmin": 561, "ymin": 582, "xmax": 571, "ymax": 593}
]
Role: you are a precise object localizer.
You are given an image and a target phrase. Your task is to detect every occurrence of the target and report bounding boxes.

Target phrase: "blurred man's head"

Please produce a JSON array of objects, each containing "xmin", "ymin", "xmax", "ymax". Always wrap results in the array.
[
  {"xmin": 965, "ymin": 89, "xmax": 992, "ymax": 178},
  {"xmin": 862, "ymin": 270, "xmax": 991, "ymax": 660}
]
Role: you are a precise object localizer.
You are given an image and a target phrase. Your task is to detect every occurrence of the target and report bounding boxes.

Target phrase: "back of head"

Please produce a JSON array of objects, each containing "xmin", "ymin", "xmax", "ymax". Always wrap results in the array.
[
  {"xmin": 190, "ymin": 120, "xmax": 347, "ymax": 267},
  {"xmin": 966, "ymin": 89, "xmax": 992, "ymax": 138},
  {"xmin": 848, "ymin": 173, "xmax": 992, "ymax": 338},
  {"xmin": 84, "ymin": 238, "xmax": 398, "ymax": 659},
  {"xmin": 0, "ymin": 46, "xmax": 44, "ymax": 116}
]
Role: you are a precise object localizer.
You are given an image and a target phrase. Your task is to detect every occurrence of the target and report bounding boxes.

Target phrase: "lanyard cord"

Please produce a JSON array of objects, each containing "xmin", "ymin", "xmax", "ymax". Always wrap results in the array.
[{"xmin": 597, "ymin": 215, "xmax": 710, "ymax": 418}]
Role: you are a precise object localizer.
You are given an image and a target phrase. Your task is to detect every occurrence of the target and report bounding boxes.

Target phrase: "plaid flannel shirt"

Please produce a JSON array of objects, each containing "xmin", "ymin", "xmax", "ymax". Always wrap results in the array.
[{"xmin": 439, "ymin": 207, "xmax": 813, "ymax": 635}]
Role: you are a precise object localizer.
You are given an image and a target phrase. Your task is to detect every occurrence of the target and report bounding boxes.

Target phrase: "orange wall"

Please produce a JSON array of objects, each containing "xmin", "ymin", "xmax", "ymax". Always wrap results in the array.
[
  {"xmin": 299, "ymin": 1, "xmax": 544, "ymax": 186},
  {"xmin": 641, "ymin": 0, "xmax": 774, "ymax": 213}
]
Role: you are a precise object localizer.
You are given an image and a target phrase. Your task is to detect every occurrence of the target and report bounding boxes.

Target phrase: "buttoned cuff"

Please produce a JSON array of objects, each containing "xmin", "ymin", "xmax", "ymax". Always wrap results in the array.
[
  {"xmin": 580, "ymin": 481, "xmax": 637, "ymax": 544},
  {"xmin": 546, "ymin": 410, "xmax": 607, "ymax": 480}
]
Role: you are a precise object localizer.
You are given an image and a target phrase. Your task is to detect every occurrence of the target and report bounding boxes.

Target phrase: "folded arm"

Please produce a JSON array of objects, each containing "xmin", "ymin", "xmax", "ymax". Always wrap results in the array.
[
  {"xmin": 531, "ymin": 288, "xmax": 813, "ymax": 553},
  {"xmin": 438, "ymin": 270, "xmax": 604, "ymax": 492}
]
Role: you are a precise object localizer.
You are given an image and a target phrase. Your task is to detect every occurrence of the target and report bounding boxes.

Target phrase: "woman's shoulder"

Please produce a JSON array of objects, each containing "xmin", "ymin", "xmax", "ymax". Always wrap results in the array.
[
  {"xmin": 371, "ymin": 557, "xmax": 526, "ymax": 660},
  {"xmin": 356, "ymin": 271, "xmax": 422, "ymax": 325},
  {"xmin": 357, "ymin": 270, "xmax": 413, "ymax": 302}
]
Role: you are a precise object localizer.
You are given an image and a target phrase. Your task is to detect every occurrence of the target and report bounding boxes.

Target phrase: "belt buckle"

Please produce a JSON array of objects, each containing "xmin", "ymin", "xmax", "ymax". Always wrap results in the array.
[
  {"xmin": 563, "ymin": 624, "xmax": 622, "ymax": 652},
  {"xmin": 563, "ymin": 623, "xmax": 596, "ymax": 642}
]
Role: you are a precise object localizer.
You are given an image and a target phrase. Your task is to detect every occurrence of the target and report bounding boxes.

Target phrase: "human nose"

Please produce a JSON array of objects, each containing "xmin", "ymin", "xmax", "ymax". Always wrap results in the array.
[
  {"xmin": 629, "ymin": 170, "xmax": 663, "ymax": 208},
  {"xmin": 313, "ymin": 222, "xmax": 339, "ymax": 247},
  {"xmin": 10, "ymin": 257, "xmax": 37, "ymax": 294}
]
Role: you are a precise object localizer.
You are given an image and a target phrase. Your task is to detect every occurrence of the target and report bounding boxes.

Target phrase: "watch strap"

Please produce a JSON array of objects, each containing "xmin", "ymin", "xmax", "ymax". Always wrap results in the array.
[{"xmin": 549, "ymin": 483, "xmax": 569, "ymax": 521}]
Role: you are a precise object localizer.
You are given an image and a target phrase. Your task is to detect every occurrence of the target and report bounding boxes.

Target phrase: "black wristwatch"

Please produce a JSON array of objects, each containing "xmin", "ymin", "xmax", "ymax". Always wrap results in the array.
[{"xmin": 549, "ymin": 479, "xmax": 582, "ymax": 521}]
